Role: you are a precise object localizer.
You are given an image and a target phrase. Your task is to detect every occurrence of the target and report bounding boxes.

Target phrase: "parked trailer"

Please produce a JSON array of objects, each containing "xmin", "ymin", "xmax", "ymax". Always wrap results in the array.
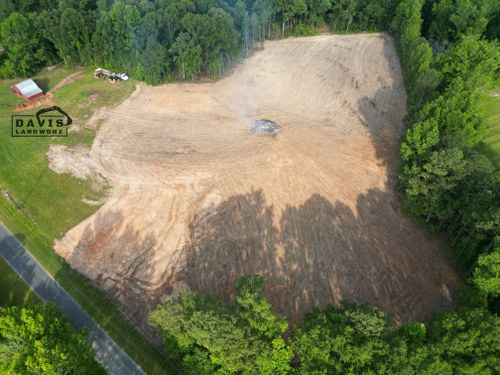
[{"xmin": 94, "ymin": 68, "xmax": 129, "ymax": 83}]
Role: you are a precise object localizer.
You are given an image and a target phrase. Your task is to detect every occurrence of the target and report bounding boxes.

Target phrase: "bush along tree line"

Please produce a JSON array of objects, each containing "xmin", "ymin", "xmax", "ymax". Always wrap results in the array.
[
  {"xmin": 1, "ymin": 0, "xmax": 404, "ymax": 83},
  {"xmin": 0, "ymin": 303, "xmax": 104, "ymax": 374},
  {"xmin": 149, "ymin": 274, "xmax": 500, "ymax": 374}
]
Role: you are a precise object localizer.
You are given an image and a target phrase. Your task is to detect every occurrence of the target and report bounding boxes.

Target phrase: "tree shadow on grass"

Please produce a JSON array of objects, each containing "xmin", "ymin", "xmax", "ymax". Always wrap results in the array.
[
  {"xmin": 13, "ymin": 233, "xmax": 25, "ymax": 244},
  {"xmin": 34, "ymin": 78, "xmax": 50, "ymax": 93}
]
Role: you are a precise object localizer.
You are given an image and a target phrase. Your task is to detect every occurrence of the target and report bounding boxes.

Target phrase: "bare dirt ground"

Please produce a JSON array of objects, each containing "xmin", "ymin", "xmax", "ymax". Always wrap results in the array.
[{"xmin": 51, "ymin": 34, "xmax": 459, "ymax": 335}]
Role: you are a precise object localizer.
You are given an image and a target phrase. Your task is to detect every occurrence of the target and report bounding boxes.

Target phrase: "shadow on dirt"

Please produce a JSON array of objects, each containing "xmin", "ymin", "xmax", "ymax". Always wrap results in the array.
[
  {"xmin": 63, "ymin": 188, "xmax": 458, "ymax": 330},
  {"xmin": 65, "ymin": 209, "xmax": 179, "ymax": 346},
  {"xmin": 357, "ymin": 35, "xmax": 407, "ymax": 189},
  {"xmin": 179, "ymin": 188, "xmax": 458, "ymax": 325}
]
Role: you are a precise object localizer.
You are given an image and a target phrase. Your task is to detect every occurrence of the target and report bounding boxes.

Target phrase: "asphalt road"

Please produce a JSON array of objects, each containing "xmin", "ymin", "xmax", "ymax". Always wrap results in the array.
[{"xmin": 0, "ymin": 223, "xmax": 147, "ymax": 375}]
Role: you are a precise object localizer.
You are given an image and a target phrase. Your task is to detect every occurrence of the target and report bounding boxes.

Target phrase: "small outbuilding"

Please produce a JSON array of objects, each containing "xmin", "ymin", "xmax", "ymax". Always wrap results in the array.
[{"xmin": 12, "ymin": 79, "xmax": 44, "ymax": 102}]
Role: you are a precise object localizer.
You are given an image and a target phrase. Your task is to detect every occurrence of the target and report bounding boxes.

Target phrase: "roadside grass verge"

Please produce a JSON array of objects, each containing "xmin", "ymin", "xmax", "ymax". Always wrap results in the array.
[
  {"xmin": 0, "ymin": 255, "xmax": 39, "ymax": 306},
  {"xmin": 0, "ymin": 66, "xmax": 179, "ymax": 374},
  {"xmin": 0, "ymin": 200, "xmax": 178, "ymax": 375}
]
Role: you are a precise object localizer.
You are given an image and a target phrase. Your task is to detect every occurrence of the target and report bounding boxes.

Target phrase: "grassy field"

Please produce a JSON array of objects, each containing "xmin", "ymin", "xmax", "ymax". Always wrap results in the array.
[
  {"xmin": 0, "ymin": 66, "xmax": 134, "ymax": 238},
  {"xmin": 477, "ymin": 80, "xmax": 500, "ymax": 167},
  {"xmin": 0, "ymin": 67, "xmax": 179, "ymax": 374},
  {"xmin": 0, "ymin": 256, "xmax": 39, "ymax": 306}
]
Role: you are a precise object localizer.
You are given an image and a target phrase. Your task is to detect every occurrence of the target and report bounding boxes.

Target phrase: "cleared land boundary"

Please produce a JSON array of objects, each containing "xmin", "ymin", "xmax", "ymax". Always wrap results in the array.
[{"xmin": 0, "ymin": 68, "xmax": 181, "ymax": 375}]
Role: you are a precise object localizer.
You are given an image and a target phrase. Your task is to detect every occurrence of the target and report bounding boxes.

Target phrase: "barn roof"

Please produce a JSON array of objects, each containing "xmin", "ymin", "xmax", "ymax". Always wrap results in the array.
[{"xmin": 14, "ymin": 79, "xmax": 43, "ymax": 98}]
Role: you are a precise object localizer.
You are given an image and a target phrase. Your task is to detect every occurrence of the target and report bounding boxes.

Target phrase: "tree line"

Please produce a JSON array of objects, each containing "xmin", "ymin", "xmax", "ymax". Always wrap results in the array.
[
  {"xmin": 393, "ymin": 0, "xmax": 500, "ymax": 271},
  {"xmin": 2, "ymin": 257, "xmax": 498, "ymax": 374},
  {"xmin": 0, "ymin": 0, "xmax": 402, "ymax": 83},
  {"xmin": 149, "ymin": 274, "xmax": 499, "ymax": 374}
]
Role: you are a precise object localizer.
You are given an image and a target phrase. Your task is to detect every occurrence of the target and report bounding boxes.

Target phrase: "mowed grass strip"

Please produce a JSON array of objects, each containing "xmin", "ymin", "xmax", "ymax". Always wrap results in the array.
[
  {"xmin": 0, "ymin": 67, "xmax": 179, "ymax": 375},
  {"xmin": 477, "ymin": 80, "xmax": 500, "ymax": 167},
  {"xmin": 0, "ymin": 255, "xmax": 39, "ymax": 306}
]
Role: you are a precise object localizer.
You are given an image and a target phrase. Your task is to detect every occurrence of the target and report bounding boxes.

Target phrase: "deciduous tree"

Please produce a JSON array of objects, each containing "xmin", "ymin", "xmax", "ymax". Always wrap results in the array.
[{"xmin": 0, "ymin": 304, "xmax": 103, "ymax": 375}]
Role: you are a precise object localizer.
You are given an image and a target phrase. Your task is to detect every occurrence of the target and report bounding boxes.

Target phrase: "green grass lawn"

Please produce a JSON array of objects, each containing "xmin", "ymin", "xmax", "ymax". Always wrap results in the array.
[
  {"xmin": 0, "ymin": 67, "xmax": 180, "ymax": 374},
  {"xmin": 0, "ymin": 256, "xmax": 39, "ymax": 306},
  {"xmin": 477, "ymin": 80, "xmax": 500, "ymax": 168},
  {"xmin": 0, "ymin": 66, "xmax": 134, "ymax": 238}
]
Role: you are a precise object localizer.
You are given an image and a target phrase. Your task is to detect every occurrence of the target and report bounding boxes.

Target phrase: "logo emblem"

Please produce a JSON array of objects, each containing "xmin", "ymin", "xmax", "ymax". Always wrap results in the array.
[{"xmin": 11, "ymin": 106, "xmax": 72, "ymax": 137}]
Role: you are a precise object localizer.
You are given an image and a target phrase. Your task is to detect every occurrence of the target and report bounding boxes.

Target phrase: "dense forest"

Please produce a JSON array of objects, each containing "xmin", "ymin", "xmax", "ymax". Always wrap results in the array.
[
  {"xmin": 0, "ymin": 0, "xmax": 499, "ymax": 374},
  {"xmin": 0, "ymin": 0, "xmax": 400, "ymax": 82},
  {"xmin": 395, "ymin": 0, "xmax": 500, "ymax": 272}
]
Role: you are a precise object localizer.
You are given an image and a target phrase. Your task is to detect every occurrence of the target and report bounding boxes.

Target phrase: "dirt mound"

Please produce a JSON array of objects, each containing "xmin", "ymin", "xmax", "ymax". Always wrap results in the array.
[
  {"xmin": 53, "ymin": 34, "xmax": 459, "ymax": 333},
  {"xmin": 14, "ymin": 93, "xmax": 52, "ymax": 111},
  {"xmin": 47, "ymin": 144, "xmax": 96, "ymax": 179}
]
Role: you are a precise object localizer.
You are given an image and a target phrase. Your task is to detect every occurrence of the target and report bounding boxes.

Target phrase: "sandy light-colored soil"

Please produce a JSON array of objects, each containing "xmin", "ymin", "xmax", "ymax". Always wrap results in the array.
[{"xmin": 51, "ymin": 34, "xmax": 459, "ymax": 334}]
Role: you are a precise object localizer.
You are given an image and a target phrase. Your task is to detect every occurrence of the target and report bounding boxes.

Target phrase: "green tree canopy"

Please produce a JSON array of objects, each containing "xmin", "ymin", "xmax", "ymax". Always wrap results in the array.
[
  {"xmin": 0, "ymin": 12, "xmax": 55, "ymax": 77},
  {"xmin": 428, "ymin": 0, "xmax": 498, "ymax": 41},
  {"xmin": 428, "ymin": 307, "xmax": 500, "ymax": 374},
  {"xmin": 149, "ymin": 275, "xmax": 292, "ymax": 375},
  {"xmin": 473, "ymin": 237, "xmax": 500, "ymax": 296},
  {"xmin": 0, "ymin": 304, "xmax": 104, "ymax": 375},
  {"xmin": 293, "ymin": 302, "xmax": 391, "ymax": 374}
]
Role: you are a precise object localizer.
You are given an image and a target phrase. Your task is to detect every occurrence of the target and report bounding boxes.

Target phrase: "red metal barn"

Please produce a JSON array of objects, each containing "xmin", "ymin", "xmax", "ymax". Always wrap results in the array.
[{"xmin": 12, "ymin": 79, "xmax": 45, "ymax": 102}]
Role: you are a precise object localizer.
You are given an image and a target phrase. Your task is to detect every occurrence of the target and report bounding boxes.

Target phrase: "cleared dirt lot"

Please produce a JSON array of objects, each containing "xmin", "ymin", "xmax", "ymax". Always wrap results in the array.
[{"xmin": 52, "ymin": 34, "xmax": 459, "ymax": 333}]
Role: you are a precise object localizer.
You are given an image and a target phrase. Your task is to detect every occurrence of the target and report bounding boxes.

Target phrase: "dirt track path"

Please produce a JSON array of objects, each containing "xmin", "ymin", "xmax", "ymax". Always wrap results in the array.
[
  {"xmin": 49, "ymin": 71, "xmax": 84, "ymax": 93},
  {"xmin": 50, "ymin": 34, "xmax": 459, "ymax": 332}
]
